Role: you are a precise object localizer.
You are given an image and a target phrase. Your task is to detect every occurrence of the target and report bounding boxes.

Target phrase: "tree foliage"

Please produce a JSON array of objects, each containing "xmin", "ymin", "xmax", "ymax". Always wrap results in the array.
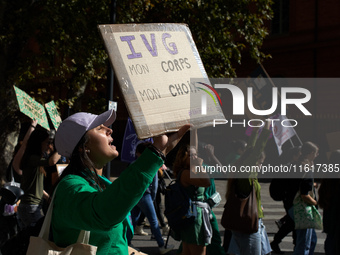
[
  {"xmin": 0, "ymin": 0, "xmax": 273, "ymax": 176},
  {"xmin": 117, "ymin": 0, "xmax": 273, "ymax": 77},
  {"xmin": 1, "ymin": 0, "xmax": 273, "ymax": 108},
  {"xmin": 1, "ymin": 0, "xmax": 111, "ymax": 110}
]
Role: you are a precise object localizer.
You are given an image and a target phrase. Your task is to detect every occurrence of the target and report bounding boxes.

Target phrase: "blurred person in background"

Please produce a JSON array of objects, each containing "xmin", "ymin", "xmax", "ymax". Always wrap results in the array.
[
  {"xmin": 318, "ymin": 150, "xmax": 340, "ymax": 255},
  {"xmin": 17, "ymin": 127, "xmax": 61, "ymax": 229}
]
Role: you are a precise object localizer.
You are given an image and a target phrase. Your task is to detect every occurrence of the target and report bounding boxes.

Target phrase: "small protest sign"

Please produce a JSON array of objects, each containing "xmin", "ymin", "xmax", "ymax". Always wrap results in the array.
[
  {"xmin": 45, "ymin": 100, "xmax": 62, "ymax": 130},
  {"xmin": 13, "ymin": 86, "xmax": 50, "ymax": 130},
  {"xmin": 108, "ymin": 100, "xmax": 117, "ymax": 112},
  {"xmin": 98, "ymin": 23, "xmax": 225, "ymax": 139}
]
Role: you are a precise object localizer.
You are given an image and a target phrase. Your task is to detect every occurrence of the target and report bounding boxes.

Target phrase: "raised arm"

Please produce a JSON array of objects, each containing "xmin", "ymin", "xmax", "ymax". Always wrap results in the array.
[
  {"xmin": 12, "ymin": 119, "xmax": 38, "ymax": 175},
  {"xmin": 191, "ymin": 128, "xmax": 198, "ymax": 152},
  {"xmin": 204, "ymin": 144, "xmax": 222, "ymax": 167},
  {"xmin": 153, "ymin": 124, "xmax": 191, "ymax": 156}
]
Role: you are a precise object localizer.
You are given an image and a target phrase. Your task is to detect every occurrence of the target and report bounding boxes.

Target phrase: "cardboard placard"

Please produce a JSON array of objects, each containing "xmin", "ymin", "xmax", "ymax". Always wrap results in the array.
[
  {"xmin": 14, "ymin": 86, "xmax": 50, "ymax": 130},
  {"xmin": 98, "ymin": 23, "xmax": 225, "ymax": 139},
  {"xmin": 45, "ymin": 100, "xmax": 62, "ymax": 130}
]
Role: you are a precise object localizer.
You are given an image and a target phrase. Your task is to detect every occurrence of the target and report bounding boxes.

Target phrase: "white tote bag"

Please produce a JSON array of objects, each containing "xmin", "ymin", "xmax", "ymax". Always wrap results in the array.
[{"xmin": 26, "ymin": 186, "xmax": 97, "ymax": 255}]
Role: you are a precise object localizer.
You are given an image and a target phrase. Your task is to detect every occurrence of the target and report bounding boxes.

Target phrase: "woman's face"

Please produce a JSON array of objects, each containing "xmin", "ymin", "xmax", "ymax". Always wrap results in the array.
[
  {"xmin": 292, "ymin": 151, "xmax": 302, "ymax": 162},
  {"xmin": 310, "ymin": 149, "xmax": 319, "ymax": 161},
  {"xmin": 185, "ymin": 147, "xmax": 197, "ymax": 165},
  {"xmin": 189, "ymin": 147, "xmax": 198, "ymax": 159},
  {"xmin": 41, "ymin": 137, "xmax": 53, "ymax": 155},
  {"xmin": 85, "ymin": 124, "xmax": 118, "ymax": 168}
]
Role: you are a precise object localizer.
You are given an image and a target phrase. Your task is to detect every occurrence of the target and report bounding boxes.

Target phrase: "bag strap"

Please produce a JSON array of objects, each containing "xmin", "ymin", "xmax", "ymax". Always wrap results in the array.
[
  {"xmin": 232, "ymin": 179, "xmax": 255, "ymax": 197},
  {"xmin": 10, "ymin": 164, "xmax": 15, "ymax": 183},
  {"xmin": 163, "ymin": 168, "xmax": 172, "ymax": 181},
  {"xmin": 7, "ymin": 160, "xmax": 18, "ymax": 184},
  {"xmin": 39, "ymin": 185, "xmax": 90, "ymax": 244}
]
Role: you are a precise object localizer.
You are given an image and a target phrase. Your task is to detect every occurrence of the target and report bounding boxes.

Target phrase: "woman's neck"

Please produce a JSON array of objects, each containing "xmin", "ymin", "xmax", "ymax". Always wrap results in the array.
[{"xmin": 95, "ymin": 168, "xmax": 103, "ymax": 176}]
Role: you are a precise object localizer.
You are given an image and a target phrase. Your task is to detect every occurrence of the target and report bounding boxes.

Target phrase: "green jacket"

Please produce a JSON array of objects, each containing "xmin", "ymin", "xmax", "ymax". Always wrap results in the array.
[{"xmin": 52, "ymin": 148, "xmax": 163, "ymax": 255}]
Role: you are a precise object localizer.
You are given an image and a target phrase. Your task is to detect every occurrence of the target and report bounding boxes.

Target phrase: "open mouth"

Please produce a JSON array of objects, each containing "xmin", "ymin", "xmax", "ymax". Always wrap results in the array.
[{"xmin": 109, "ymin": 140, "xmax": 116, "ymax": 150}]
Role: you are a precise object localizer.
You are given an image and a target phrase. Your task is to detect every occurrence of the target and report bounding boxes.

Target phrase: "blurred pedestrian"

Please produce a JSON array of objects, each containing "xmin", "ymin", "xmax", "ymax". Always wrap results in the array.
[
  {"xmin": 222, "ymin": 138, "xmax": 247, "ymax": 254},
  {"xmin": 6, "ymin": 119, "xmax": 38, "ymax": 184},
  {"xmin": 130, "ymin": 142, "xmax": 174, "ymax": 253},
  {"xmin": 288, "ymin": 141, "xmax": 319, "ymax": 255},
  {"xmin": 42, "ymin": 130, "xmax": 68, "ymax": 214},
  {"xmin": 318, "ymin": 150, "xmax": 340, "ymax": 255},
  {"xmin": 17, "ymin": 126, "xmax": 61, "ymax": 229},
  {"xmin": 177, "ymin": 142, "xmax": 225, "ymax": 255},
  {"xmin": 154, "ymin": 165, "xmax": 170, "ymax": 236},
  {"xmin": 225, "ymin": 121, "xmax": 272, "ymax": 255},
  {"xmin": 271, "ymin": 146, "xmax": 301, "ymax": 254},
  {"xmin": 172, "ymin": 131, "xmax": 211, "ymax": 255}
]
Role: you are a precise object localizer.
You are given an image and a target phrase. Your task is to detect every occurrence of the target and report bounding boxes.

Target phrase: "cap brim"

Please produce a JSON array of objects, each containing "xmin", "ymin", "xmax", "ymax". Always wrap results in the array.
[{"xmin": 87, "ymin": 109, "xmax": 116, "ymax": 131}]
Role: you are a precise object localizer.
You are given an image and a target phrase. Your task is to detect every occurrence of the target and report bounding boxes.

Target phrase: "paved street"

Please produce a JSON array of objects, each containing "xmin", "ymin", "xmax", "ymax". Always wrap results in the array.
[{"xmin": 130, "ymin": 179, "xmax": 326, "ymax": 255}]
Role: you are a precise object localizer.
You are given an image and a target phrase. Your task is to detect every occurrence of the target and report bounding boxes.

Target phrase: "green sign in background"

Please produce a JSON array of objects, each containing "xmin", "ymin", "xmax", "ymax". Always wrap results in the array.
[
  {"xmin": 45, "ymin": 100, "xmax": 61, "ymax": 130},
  {"xmin": 14, "ymin": 86, "xmax": 50, "ymax": 130}
]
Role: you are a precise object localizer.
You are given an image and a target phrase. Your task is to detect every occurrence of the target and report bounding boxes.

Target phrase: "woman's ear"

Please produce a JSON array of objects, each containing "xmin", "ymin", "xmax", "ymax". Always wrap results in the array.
[
  {"xmin": 78, "ymin": 147, "xmax": 90, "ymax": 155},
  {"xmin": 78, "ymin": 147, "xmax": 85, "ymax": 153}
]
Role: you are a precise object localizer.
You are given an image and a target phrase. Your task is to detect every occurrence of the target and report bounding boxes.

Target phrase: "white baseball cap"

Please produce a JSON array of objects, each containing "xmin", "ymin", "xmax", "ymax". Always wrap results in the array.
[{"xmin": 55, "ymin": 109, "xmax": 116, "ymax": 157}]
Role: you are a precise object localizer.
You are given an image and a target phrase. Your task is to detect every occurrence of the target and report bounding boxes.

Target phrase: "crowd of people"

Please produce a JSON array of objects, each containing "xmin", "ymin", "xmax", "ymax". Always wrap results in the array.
[{"xmin": 0, "ymin": 109, "xmax": 340, "ymax": 255}]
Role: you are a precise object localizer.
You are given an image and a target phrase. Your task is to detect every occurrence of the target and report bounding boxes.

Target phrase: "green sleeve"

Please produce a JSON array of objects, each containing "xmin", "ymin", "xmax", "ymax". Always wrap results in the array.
[
  {"xmin": 247, "ymin": 128, "xmax": 259, "ymax": 148},
  {"xmin": 53, "ymin": 148, "xmax": 163, "ymax": 231}
]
